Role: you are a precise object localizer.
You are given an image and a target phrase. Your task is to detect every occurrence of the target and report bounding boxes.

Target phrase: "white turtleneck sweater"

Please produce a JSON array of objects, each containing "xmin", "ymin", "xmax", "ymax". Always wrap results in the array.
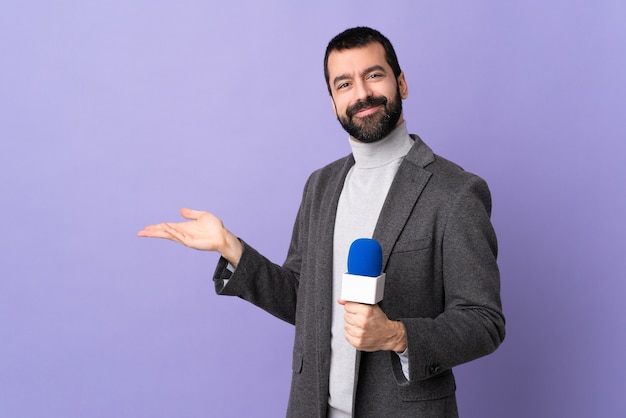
[{"xmin": 328, "ymin": 122, "xmax": 414, "ymax": 417}]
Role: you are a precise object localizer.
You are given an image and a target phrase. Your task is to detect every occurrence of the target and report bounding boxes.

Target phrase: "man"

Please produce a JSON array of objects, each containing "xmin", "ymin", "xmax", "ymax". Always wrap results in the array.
[{"xmin": 138, "ymin": 27, "xmax": 505, "ymax": 417}]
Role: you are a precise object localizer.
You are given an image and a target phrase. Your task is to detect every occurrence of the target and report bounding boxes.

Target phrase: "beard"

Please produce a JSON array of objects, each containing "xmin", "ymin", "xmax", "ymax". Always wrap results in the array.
[{"xmin": 337, "ymin": 86, "xmax": 403, "ymax": 143}]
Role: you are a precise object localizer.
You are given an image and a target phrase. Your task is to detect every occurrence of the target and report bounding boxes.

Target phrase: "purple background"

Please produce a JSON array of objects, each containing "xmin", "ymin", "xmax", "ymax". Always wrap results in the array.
[{"xmin": 1, "ymin": 1, "xmax": 625, "ymax": 417}]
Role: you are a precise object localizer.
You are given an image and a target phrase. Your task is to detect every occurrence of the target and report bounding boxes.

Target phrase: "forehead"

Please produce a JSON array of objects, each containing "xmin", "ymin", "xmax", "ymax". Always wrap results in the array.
[{"xmin": 327, "ymin": 42, "xmax": 389, "ymax": 79}]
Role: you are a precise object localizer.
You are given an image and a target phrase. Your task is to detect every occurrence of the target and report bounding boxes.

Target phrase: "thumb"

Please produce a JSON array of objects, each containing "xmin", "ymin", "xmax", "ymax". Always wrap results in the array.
[{"xmin": 180, "ymin": 207, "xmax": 201, "ymax": 220}]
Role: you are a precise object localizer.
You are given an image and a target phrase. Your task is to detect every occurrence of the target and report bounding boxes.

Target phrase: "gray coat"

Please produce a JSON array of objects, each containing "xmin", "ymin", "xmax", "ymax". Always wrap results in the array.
[{"xmin": 213, "ymin": 135, "xmax": 505, "ymax": 417}]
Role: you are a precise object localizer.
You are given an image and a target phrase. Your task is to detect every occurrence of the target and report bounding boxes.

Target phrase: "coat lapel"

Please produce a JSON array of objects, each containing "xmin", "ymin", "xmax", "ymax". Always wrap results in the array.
[{"xmin": 373, "ymin": 135, "xmax": 435, "ymax": 269}]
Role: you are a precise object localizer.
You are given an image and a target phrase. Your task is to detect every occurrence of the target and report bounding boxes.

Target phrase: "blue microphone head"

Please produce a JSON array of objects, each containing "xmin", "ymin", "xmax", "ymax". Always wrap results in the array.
[{"xmin": 347, "ymin": 238, "xmax": 383, "ymax": 277}]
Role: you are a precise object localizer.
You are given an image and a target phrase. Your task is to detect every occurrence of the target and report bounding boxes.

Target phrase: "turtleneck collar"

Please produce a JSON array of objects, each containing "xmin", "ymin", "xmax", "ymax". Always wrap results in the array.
[{"xmin": 348, "ymin": 121, "xmax": 414, "ymax": 169}]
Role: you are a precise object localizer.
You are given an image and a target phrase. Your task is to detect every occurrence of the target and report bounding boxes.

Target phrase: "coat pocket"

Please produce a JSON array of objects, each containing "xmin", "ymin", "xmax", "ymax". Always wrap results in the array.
[
  {"xmin": 391, "ymin": 236, "xmax": 432, "ymax": 253},
  {"xmin": 396, "ymin": 370, "xmax": 456, "ymax": 401}
]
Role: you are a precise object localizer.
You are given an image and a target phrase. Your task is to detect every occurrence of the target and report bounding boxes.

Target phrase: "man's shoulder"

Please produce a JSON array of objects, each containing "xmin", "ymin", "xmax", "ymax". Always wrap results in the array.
[
  {"xmin": 307, "ymin": 153, "xmax": 353, "ymax": 183},
  {"xmin": 407, "ymin": 135, "xmax": 491, "ymax": 194}
]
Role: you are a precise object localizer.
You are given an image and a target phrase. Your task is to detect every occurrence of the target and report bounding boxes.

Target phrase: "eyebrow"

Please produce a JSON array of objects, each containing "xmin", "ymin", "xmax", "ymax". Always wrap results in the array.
[{"xmin": 332, "ymin": 65, "xmax": 387, "ymax": 87}]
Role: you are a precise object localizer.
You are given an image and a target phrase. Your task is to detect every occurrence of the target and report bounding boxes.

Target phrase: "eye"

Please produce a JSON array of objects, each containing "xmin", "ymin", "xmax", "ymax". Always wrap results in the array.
[
  {"xmin": 367, "ymin": 72, "xmax": 383, "ymax": 80},
  {"xmin": 336, "ymin": 82, "xmax": 350, "ymax": 90}
]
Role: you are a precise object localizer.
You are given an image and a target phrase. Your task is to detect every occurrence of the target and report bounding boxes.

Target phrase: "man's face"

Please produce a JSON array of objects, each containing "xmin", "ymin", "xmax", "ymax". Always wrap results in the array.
[{"xmin": 327, "ymin": 42, "xmax": 408, "ymax": 143}]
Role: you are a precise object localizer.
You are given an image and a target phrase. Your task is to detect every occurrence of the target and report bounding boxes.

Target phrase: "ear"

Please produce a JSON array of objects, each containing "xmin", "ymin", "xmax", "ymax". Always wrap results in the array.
[
  {"xmin": 397, "ymin": 72, "xmax": 408, "ymax": 99},
  {"xmin": 330, "ymin": 96, "xmax": 338, "ymax": 117}
]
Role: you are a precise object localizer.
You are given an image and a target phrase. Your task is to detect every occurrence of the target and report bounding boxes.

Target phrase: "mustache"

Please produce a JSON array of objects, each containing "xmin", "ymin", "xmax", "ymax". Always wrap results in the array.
[{"xmin": 346, "ymin": 96, "xmax": 388, "ymax": 118}]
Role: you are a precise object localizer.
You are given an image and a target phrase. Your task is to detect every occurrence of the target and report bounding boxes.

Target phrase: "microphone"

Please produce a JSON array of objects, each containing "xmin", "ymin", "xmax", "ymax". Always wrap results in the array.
[{"xmin": 340, "ymin": 238, "xmax": 386, "ymax": 304}]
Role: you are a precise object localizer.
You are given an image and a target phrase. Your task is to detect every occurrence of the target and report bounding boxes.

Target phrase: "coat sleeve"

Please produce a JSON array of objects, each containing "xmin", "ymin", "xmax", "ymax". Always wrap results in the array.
[
  {"xmin": 211, "ymin": 175, "xmax": 314, "ymax": 326},
  {"xmin": 212, "ymin": 240, "xmax": 299, "ymax": 324},
  {"xmin": 401, "ymin": 175, "xmax": 505, "ymax": 382}
]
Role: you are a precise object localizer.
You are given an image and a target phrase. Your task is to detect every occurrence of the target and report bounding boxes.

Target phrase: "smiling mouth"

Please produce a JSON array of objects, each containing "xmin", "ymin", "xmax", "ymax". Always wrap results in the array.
[
  {"xmin": 347, "ymin": 96, "xmax": 387, "ymax": 119},
  {"xmin": 353, "ymin": 105, "xmax": 382, "ymax": 118}
]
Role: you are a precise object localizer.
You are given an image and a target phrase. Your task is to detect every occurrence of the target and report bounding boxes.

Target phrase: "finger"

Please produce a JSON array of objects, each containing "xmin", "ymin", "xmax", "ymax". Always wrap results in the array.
[
  {"xmin": 180, "ymin": 207, "xmax": 202, "ymax": 220},
  {"xmin": 343, "ymin": 301, "xmax": 364, "ymax": 314},
  {"xmin": 344, "ymin": 310, "xmax": 353, "ymax": 325},
  {"xmin": 137, "ymin": 224, "xmax": 175, "ymax": 240},
  {"xmin": 160, "ymin": 223, "xmax": 188, "ymax": 244},
  {"xmin": 137, "ymin": 223, "xmax": 164, "ymax": 235},
  {"xmin": 137, "ymin": 226, "xmax": 153, "ymax": 236}
]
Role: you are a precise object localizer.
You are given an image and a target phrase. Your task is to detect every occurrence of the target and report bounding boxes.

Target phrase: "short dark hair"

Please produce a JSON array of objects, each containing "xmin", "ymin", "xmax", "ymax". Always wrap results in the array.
[{"xmin": 323, "ymin": 26, "xmax": 402, "ymax": 95}]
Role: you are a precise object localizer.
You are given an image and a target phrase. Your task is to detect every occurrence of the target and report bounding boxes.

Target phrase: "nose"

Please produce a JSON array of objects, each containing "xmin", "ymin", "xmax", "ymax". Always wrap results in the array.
[{"xmin": 353, "ymin": 79, "xmax": 372, "ymax": 101}]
